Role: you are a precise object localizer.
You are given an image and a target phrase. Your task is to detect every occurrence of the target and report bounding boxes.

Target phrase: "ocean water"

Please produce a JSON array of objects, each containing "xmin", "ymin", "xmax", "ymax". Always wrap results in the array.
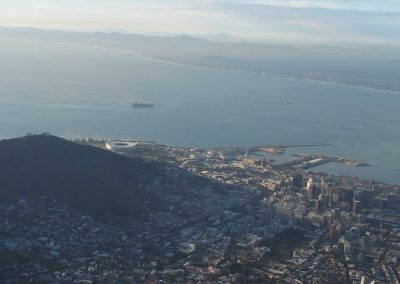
[{"xmin": 0, "ymin": 39, "xmax": 399, "ymax": 184}]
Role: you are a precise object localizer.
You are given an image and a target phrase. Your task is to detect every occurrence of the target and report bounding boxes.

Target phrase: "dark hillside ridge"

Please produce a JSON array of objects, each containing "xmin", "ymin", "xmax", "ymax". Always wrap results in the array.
[{"xmin": 0, "ymin": 135, "xmax": 163, "ymax": 221}]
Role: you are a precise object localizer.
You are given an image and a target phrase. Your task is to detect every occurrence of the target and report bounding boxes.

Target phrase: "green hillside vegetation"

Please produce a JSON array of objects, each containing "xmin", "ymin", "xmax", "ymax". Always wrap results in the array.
[{"xmin": 0, "ymin": 134, "xmax": 163, "ymax": 221}]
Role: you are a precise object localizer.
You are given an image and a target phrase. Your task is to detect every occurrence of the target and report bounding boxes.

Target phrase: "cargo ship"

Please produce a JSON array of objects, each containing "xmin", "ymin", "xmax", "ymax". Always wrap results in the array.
[
  {"xmin": 338, "ymin": 158, "xmax": 371, "ymax": 167},
  {"xmin": 132, "ymin": 103, "xmax": 154, "ymax": 108}
]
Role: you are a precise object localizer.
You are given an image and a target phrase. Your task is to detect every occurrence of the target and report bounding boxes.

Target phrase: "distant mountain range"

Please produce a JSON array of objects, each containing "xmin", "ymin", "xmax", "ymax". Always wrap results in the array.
[
  {"xmin": 0, "ymin": 135, "xmax": 163, "ymax": 221},
  {"xmin": 1, "ymin": 26, "xmax": 400, "ymax": 92}
]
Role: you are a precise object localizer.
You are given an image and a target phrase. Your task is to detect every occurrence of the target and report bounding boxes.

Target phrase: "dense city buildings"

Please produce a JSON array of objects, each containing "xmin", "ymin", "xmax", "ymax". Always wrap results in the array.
[{"xmin": 1, "ymin": 138, "xmax": 400, "ymax": 283}]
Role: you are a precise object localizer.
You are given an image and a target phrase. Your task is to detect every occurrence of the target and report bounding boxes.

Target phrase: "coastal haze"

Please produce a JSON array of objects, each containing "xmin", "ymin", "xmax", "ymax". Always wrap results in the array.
[
  {"xmin": 0, "ymin": 29, "xmax": 400, "ymax": 184},
  {"xmin": 3, "ymin": 1, "xmax": 400, "ymax": 283}
]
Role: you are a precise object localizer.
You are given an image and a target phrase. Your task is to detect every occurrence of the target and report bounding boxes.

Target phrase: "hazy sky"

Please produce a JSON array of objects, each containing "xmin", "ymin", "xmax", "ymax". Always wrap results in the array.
[{"xmin": 1, "ymin": 0, "xmax": 400, "ymax": 44}]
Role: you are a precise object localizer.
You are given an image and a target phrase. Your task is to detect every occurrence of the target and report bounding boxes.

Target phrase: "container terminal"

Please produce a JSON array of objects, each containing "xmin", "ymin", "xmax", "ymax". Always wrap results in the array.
[{"xmin": 249, "ymin": 144, "xmax": 371, "ymax": 170}]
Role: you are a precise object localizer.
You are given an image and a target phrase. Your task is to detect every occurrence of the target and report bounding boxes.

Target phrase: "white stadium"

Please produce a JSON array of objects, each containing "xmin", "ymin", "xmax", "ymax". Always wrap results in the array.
[{"xmin": 105, "ymin": 141, "xmax": 139, "ymax": 152}]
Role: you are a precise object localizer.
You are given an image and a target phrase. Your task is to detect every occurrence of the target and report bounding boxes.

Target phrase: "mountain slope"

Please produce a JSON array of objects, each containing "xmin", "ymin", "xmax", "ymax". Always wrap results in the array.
[{"xmin": 0, "ymin": 135, "xmax": 163, "ymax": 221}]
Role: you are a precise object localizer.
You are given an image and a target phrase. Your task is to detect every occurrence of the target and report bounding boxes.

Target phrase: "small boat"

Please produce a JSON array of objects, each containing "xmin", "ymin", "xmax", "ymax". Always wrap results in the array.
[{"xmin": 285, "ymin": 100, "xmax": 293, "ymax": 104}]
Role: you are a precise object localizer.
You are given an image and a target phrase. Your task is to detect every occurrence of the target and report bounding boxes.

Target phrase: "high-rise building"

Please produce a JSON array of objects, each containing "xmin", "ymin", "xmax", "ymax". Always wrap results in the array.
[
  {"xmin": 276, "ymin": 205, "xmax": 294, "ymax": 224},
  {"xmin": 353, "ymin": 200, "xmax": 361, "ymax": 214},
  {"xmin": 306, "ymin": 177, "xmax": 314, "ymax": 191},
  {"xmin": 334, "ymin": 208, "xmax": 341, "ymax": 221},
  {"xmin": 328, "ymin": 223, "xmax": 337, "ymax": 240},
  {"xmin": 292, "ymin": 173, "xmax": 303, "ymax": 188},
  {"xmin": 310, "ymin": 185, "xmax": 320, "ymax": 199},
  {"xmin": 321, "ymin": 178, "xmax": 328, "ymax": 194},
  {"xmin": 343, "ymin": 189, "xmax": 354, "ymax": 209},
  {"xmin": 318, "ymin": 194, "xmax": 329, "ymax": 210},
  {"xmin": 360, "ymin": 276, "xmax": 369, "ymax": 284}
]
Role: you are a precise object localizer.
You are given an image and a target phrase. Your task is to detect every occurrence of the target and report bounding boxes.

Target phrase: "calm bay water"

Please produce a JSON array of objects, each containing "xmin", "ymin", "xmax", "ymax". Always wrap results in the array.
[{"xmin": 0, "ymin": 39, "xmax": 399, "ymax": 184}]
